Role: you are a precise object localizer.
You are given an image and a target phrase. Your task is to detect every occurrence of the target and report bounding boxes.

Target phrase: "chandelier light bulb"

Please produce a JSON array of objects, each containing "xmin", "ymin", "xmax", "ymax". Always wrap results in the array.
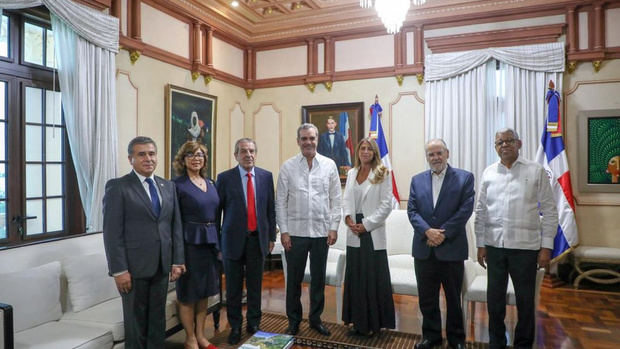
[
  {"xmin": 374, "ymin": 0, "xmax": 410, "ymax": 34},
  {"xmin": 361, "ymin": 0, "xmax": 426, "ymax": 34}
]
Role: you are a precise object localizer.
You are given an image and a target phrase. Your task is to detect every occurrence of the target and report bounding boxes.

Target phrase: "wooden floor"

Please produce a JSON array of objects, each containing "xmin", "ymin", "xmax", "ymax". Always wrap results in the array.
[{"xmin": 167, "ymin": 270, "xmax": 620, "ymax": 349}]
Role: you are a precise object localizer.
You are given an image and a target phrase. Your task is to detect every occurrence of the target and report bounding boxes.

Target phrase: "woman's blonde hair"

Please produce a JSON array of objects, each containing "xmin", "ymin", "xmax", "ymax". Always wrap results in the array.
[
  {"xmin": 354, "ymin": 137, "xmax": 388, "ymax": 184},
  {"xmin": 173, "ymin": 141, "xmax": 209, "ymax": 177}
]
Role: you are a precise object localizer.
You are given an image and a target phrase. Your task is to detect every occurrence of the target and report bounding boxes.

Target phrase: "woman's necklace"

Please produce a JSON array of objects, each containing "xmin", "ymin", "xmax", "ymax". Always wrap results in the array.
[{"xmin": 189, "ymin": 175, "xmax": 206, "ymax": 189}]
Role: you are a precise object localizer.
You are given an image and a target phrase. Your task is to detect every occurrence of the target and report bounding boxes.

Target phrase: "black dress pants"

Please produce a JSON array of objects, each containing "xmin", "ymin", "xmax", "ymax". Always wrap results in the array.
[
  {"xmin": 285, "ymin": 236, "xmax": 329, "ymax": 326},
  {"xmin": 486, "ymin": 246, "xmax": 538, "ymax": 349},
  {"xmin": 414, "ymin": 250, "xmax": 465, "ymax": 345},
  {"xmin": 121, "ymin": 270, "xmax": 169, "ymax": 349},
  {"xmin": 224, "ymin": 234, "xmax": 264, "ymax": 330}
]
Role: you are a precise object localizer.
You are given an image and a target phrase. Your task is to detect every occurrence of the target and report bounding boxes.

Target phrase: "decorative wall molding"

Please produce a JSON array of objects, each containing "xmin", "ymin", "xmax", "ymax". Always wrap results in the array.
[
  {"xmin": 564, "ymin": 78, "xmax": 620, "ymax": 206},
  {"xmin": 426, "ymin": 23, "xmax": 565, "ymax": 53},
  {"xmin": 252, "ymin": 103, "xmax": 284, "ymax": 170},
  {"xmin": 228, "ymin": 102, "xmax": 245, "ymax": 169},
  {"xmin": 113, "ymin": 0, "xmax": 619, "ymax": 91},
  {"xmin": 115, "ymin": 69, "xmax": 139, "ymax": 136},
  {"xmin": 76, "ymin": 0, "xmax": 111, "ymax": 11}
]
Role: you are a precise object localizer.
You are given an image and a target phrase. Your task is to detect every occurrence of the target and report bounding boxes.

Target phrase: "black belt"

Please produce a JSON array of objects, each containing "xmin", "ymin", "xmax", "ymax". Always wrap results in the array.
[
  {"xmin": 247, "ymin": 230, "xmax": 258, "ymax": 236},
  {"xmin": 187, "ymin": 221, "xmax": 215, "ymax": 226}
]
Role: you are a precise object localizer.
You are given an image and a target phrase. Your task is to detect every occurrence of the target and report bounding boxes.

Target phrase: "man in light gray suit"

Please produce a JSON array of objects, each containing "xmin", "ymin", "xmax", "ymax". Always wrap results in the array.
[{"xmin": 103, "ymin": 136, "xmax": 185, "ymax": 348}]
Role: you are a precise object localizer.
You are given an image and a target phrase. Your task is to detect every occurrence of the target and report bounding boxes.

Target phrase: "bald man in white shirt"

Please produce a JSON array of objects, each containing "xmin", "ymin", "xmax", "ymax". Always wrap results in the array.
[
  {"xmin": 475, "ymin": 128, "xmax": 558, "ymax": 349},
  {"xmin": 276, "ymin": 123, "xmax": 342, "ymax": 337}
]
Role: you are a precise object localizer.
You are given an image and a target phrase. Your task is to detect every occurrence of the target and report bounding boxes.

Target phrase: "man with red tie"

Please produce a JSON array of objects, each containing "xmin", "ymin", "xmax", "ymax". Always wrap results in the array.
[{"xmin": 216, "ymin": 138, "xmax": 276, "ymax": 345}]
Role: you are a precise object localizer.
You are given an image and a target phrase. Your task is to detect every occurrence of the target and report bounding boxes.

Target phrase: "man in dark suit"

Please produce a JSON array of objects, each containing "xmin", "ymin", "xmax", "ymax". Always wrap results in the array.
[
  {"xmin": 317, "ymin": 116, "xmax": 351, "ymax": 168},
  {"xmin": 216, "ymin": 138, "xmax": 276, "ymax": 345},
  {"xmin": 103, "ymin": 136, "xmax": 185, "ymax": 349},
  {"xmin": 407, "ymin": 139, "xmax": 475, "ymax": 349}
]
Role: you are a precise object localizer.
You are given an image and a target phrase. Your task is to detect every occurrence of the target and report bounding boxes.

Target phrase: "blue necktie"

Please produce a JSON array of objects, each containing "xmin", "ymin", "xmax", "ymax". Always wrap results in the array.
[{"xmin": 145, "ymin": 178, "xmax": 161, "ymax": 217}]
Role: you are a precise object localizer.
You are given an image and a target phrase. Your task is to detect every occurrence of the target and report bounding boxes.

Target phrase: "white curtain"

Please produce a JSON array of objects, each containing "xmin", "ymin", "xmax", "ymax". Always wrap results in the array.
[
  {"xmin": 425, "ymin": 42, "xmax": 564, "ymax": 81},
  {"xmin": 503, "ymin": 65, "xmax": 563, "ymax": 160},
  {"xmin": 2, "ymin": 0, "xmax": 119, "ymax": 232},
  {"xmin": 425, "ymin": 62, "xmax": 490, "ymax": 188},
  {"xmin": 424, "ymin": 42, "xmax": 564, "ymax": 186}
]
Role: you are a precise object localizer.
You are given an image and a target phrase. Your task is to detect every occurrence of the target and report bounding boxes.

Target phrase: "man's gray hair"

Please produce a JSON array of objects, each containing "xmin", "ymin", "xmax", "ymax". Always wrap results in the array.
[
  {"xmin": 495, "ymin": 127, "xmax": 520, "ymax": 140},
  {"xmin": 234, "ymin": 138, "xmax": 257, "ymax": 154},
  {"xmin": 128, "ymin": 136, "xmax": 157, "ymax": 155},
  {"xmin": 297, "ymin": 123, "xmax": 319, "ymax": 139},
  {"xmin": 424, "ymin": 138, "xmax": 448, "ymax": 153}
]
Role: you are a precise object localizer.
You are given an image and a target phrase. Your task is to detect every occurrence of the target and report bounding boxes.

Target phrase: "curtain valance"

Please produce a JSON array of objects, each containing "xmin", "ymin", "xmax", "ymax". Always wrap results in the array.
[
  {"xmin": 425, "ymin": 42, "xmax": 564, "ymax": 81},
  {"xmin": 2, "ymin": 0, "xmax": 118, "ymax": 52}
]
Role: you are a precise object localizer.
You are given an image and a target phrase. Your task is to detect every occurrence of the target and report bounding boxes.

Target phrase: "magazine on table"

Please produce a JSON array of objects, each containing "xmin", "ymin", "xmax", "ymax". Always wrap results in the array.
[{"xmin": 240, "ymin": 331, "xmax": 294, "ymax": 349}]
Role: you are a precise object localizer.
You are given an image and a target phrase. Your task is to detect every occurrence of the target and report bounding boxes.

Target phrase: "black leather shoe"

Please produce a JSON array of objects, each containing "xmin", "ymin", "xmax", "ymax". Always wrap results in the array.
[
  {"xmin": 415, "ymin": 338, "xmax": 442, "ymax": 349},
  {"xmin": 449, "ymin": 343, "xmax": 466, "ymax": 349},
  {"xmin": 247, "ymin": 324, "xmax": 260, "ymax": 334},
  {"xmin": 310, "ymin": 323, "xmax": 331, "ymax": 336},
  {"xmin": 228, "ymin": 327, "xmax": 241, "ymax": 345},
  {"xmin": 347, "ymin": 328, "xmax": 374, "ymax": 337},
  {"xmin": 285, "ymin": 323, "xmax": 299, "ymax": 335}
]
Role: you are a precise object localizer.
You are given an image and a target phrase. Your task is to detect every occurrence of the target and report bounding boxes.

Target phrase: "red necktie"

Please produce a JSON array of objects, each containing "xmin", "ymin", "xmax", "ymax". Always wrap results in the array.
[{"xmin": 246, "ymin": 173, "xmax": 257, "ymax": 232}]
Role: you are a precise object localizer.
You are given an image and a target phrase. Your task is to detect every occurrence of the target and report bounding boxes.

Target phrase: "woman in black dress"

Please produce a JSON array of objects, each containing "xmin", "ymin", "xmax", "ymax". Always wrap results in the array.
[
  {"xmin": 173, "ymin": 141, "xmax": 219, "ymax": 349},
  {"xmin": 341, "ymin": 137, "xmax": 395, "ymax": 337}
]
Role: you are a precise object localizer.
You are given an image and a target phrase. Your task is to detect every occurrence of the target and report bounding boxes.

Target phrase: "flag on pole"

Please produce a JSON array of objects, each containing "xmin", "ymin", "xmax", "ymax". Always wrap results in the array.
[
  {"xmin": 535, "ymin": 80, "xmax": 578, "ymax": 262},
  {"xmin": 369, "ymin": 98, "xmax": 401, "ymax": 209},
  {"xmin": 340, "ymin": 112, "xmax": 354, "ymax": 166}
]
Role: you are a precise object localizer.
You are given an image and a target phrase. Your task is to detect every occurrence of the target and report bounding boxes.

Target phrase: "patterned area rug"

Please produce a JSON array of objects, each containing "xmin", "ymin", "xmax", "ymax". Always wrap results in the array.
[{"xmin": 209, "ymin": 312, "xmax": 490, "ymax": 348}]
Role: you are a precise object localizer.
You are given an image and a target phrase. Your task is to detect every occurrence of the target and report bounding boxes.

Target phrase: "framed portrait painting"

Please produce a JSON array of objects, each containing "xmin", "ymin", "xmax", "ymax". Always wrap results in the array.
[
  {"xmin": 301, "ymin": 102, "xmax": 364, "ymax": 181},
  {"xmin": 577, "ymin": 109, "xmax": 620, "ymax": 192},
  {"xmin": 165, "ymin": 85, "xmax": 217, "ymax": 179}
]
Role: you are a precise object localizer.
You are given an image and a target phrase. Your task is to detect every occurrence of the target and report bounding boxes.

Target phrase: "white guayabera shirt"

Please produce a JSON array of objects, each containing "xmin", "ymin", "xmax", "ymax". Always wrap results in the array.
[
  {"xmin": 474, "ymin": 157, "xmax": 558, "ymax": 251},
  {"xmin": 276, "ymin": 153, "xmax": 342, "ymax": 238}
]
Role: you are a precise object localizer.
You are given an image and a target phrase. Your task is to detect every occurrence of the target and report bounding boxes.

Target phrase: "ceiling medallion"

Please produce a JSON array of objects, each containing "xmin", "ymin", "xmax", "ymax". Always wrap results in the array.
[{"xmin": 360, "ymin": 0, "xmax": 426, "ymax": 34}]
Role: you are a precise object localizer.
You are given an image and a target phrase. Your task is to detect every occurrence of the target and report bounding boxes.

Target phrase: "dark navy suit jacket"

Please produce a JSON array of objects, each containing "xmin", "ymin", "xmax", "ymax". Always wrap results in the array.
[
  {"xmin": 407, "ymin": 165, "xmax": 475, "ymax": 261},
  {"xmin": 317, "ymin": 131, "xmax": 351, "ymax": 167},
  {"xmin": 216, "ymin": 166, "xmax": 276, "ymax": 260}
]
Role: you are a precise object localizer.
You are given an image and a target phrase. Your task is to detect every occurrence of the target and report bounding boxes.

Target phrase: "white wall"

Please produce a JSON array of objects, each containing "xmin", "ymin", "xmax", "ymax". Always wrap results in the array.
[
  {"xmin": 256, "ymin": 46, "xmax": 307, "ymax": 79},
  {"xmin": 212, "ymin": 38, "xmax": 245, "ymax": 79},
  {"xmin": 335, "ymin": 35, "xmax": 394, "ymax": 71},
  {"xmin": 141, "ymin": 2, "xmax": 189, "ymax": 59}
]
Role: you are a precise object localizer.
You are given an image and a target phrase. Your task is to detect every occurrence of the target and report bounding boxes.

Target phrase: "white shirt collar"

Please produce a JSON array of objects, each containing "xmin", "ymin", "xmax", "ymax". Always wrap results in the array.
[
  {"xmin": 133, "ymin": 169, "xmax": 156, "ymax": 183},
  {"xmin": 430, "ymin": 167, "xmax": 447, "ymax": 178},
  {"xmin": 238, "ymin": 165, "xmax": 255, "ymax": 177}
]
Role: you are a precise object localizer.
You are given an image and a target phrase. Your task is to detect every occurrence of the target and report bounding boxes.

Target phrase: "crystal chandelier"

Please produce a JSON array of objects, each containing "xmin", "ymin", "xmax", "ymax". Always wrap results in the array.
[{"xmin": 360, "ymin": 0, "xmax": 426, "ymax": 34}]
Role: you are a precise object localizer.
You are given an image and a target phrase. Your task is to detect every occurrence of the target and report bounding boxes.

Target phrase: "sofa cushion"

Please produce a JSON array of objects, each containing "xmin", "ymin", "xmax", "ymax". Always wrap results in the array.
[
  {"xmin": 0, "ymin": 261, "xmax": 62, "ymax": 332},
  {"xmin": 14, "ymin": 321, "xmax": 113, "ymax": 349},
  {"xmin": 63, "ymin": 253, "xmax": 119, "ymax": 312},
  {"xmin": 62, "ymin": 289, "xmax": 179, "ymax": 342},
  {"xmin": 62, "ymin": 297, "xmax": 124, "ymax": 341},
  {"xmin": 385, "ymin": 210, "xmax": 414, "ymax": 256},
  {"xmin": 388, "ymin": 254, "xmax": 417, "ymax": 295},
  {"xmin": 464, "ymin": 275, "xmax": 516, "ymax": 304}
]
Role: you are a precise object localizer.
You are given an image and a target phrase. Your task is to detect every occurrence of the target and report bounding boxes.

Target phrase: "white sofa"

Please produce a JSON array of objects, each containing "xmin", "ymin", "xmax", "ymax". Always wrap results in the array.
[
  {"xmin": 0, "ymin": 233, "xmax": 219, "ymax": 349},
  {"xmin": 385, "ymin": 210, "xmax": 418, "ymax": 297}
]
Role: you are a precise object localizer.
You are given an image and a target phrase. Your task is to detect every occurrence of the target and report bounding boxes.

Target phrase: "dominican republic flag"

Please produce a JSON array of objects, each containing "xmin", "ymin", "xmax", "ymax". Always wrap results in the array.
[
  {"xmin": 369, "ymin": 101, "xmax": 401, "ymax": 209},
  {"xmin": 535, "ymin": 81, "xmax": 579, "ymax": 262},
  {"xmin": 339, "ymin": 112, "xmax": 354, "ymax": 166}
]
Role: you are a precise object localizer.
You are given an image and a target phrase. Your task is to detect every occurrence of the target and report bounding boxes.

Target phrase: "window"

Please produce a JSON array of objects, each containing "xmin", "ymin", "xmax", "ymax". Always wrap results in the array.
[
  {"xmin": 0, "ymin": 15, "xmax": 8, "ymax": 58},
  {"xmin": 0, "ymin": 81, "xmax": 6, "ymax": 239},
  {"xmin": 485, "ymin": 59, "xmax": 507, "ymax": 167},
  {"xmin": 0, "ymin": 9, "xmax": 84, "ymax": 246},
  {"xmin": 23, "ymin": 21, "xmax": 56, "ymax": 68}
]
